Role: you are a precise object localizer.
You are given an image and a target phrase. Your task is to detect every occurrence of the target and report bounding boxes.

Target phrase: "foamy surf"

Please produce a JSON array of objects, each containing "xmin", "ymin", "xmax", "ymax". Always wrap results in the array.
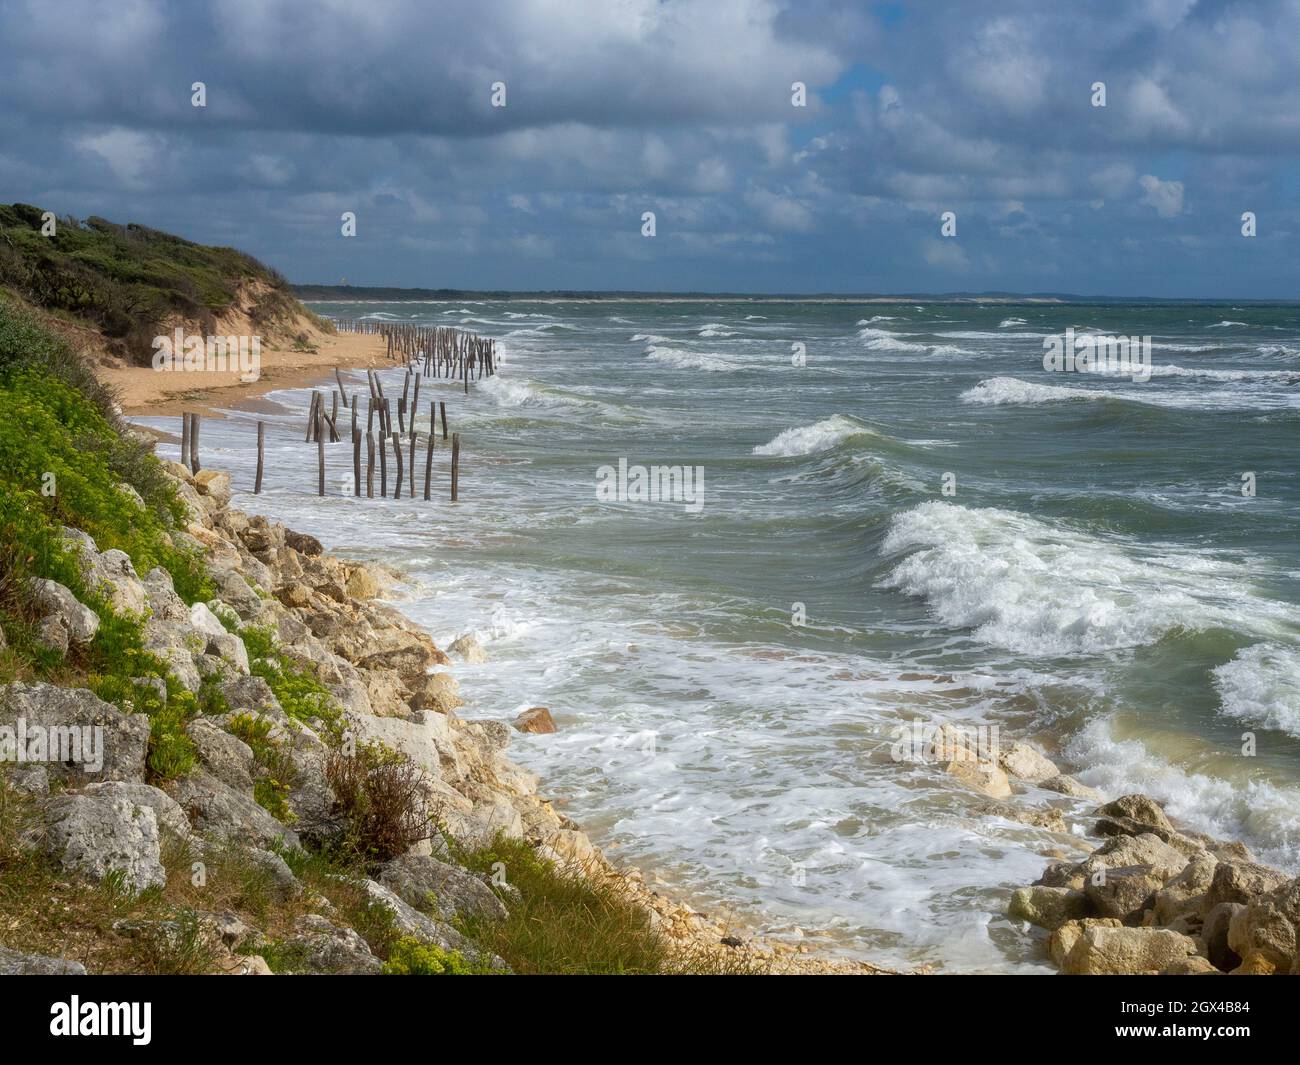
[
  {"xmin": 753, "ymin": 415, "xmax": 871, "ymax": 457},
  {"xmin": 878, "ymin": 502, "xmax": 1298, "ymax": 655},
  {"xmin": 1213, "ymin": 643, "xmax": 1300, "ymax": 737}
]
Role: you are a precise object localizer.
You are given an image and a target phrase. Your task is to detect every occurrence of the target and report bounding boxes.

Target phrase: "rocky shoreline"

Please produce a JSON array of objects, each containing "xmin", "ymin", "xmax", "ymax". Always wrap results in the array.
[
  {"xmin": 0, "ymin": 454, "xmax": 891, "ymax": 975},
  {"xmin": 924, "ymin": 726, "xmax": 1300, "ymax": 974},
  {"xmin": 7, "ymin": 449, "xmax": 1293, "ymax": 976}
]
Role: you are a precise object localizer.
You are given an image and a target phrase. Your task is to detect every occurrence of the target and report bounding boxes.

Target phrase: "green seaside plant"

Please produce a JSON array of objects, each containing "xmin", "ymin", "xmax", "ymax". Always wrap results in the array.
[{"xmin": 0, "ymin": 297, "xmax": 211, "ymax": 778}]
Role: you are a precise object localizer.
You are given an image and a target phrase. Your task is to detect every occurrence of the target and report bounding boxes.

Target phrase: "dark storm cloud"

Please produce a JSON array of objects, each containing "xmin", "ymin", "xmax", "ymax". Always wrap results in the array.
[{"xmin": 0, "ymin": 0, "xmax": 1295, "ymax": 295}]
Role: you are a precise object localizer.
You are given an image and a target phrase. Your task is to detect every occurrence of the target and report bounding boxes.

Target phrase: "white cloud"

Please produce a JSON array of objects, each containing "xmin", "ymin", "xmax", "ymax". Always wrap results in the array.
[
  {"xmin": 1138, "ymin": 173, "xmax": 1184, "ymax": 217},
  {"xmin": 74, "ymin": 128, "xmax": 162, "ymax": 188}
]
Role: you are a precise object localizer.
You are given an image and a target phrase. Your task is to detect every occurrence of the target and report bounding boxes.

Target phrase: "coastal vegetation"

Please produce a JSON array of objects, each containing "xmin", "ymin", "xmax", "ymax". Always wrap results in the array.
[
  {"xmin": 0, "ymin": 237, "xmax": 766, "ymax": 975},
  {"xmin": 0, "ymin": 202, "xmax": 319, "ymax": 364}
]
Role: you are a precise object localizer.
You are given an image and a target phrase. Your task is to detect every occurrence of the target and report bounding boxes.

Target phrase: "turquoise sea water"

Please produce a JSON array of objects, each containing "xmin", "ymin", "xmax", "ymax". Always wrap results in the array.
[{"xmin": 141, "ymin": 299, "xmax": 1300, "ymax": 972}]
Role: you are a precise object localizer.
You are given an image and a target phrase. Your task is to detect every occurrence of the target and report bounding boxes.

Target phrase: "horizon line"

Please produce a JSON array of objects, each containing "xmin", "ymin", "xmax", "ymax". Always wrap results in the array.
[{"xmin": 290, "ymin": 283, "xmax": 1300, "ymax": 305}]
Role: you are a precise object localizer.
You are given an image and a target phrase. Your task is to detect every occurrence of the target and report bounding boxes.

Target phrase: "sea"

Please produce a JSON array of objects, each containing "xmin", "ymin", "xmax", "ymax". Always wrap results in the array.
[{"xmin": 137, "ymin": 299, "xmax": 1300, "ymax": 973}]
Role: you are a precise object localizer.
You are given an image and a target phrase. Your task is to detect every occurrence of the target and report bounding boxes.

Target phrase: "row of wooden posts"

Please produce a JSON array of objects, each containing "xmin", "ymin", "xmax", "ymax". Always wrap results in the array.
[
  {"xmin": 176, "ymin": 373, "xmax": 463, "ymax": 502},
  {"xmin": 332, "ymin": 320, "xmax": 498, "ymax": 391},
  {"xmin": 175, "ymin": 322, "xmax": 494, "ymax": 503}
]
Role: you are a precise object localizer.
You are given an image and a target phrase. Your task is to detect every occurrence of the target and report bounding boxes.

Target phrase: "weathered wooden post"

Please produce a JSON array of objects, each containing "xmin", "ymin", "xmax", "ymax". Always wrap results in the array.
[
  {"xmin": 190, "ymin": 413, "xmax": 201, "ymax": 474},
  {"xmin": 316, "ymin": 404, "xmax": 326, "ymax": 496},
  {"xmin": 180, "ymin": 413, "xmax": 190, "ymax": 468},
  {"xmin": 440, "ymin": 401, "xmax": 448, "ymax": 440},
  {"xmin": 408, "ymin": 429, "xmax": 417, "ymax": 498},
  {"xmin": 255, "ymin": 421, "xmax": 265, "ymax": 494},
  {"xmin": 423, "ymin": 429, "xmax": 434, "ymax": 500},
  {"xmin": 450, "ymin": 432, "xmax": 460, "ymax": 502},
  {"xmin": 379, "ymin": 424, "xmax": 388, "ymax": 497},
  {"xmin": 366, "ymin": 432, "xmax": 375, "ymax": 498},
  {"xmin": 352, "ymin": 423, "xmax": 361, "ymax": 497},
  {"xmin": 393, "ymin": 433, "xmax": 404, "ymax": 498}
]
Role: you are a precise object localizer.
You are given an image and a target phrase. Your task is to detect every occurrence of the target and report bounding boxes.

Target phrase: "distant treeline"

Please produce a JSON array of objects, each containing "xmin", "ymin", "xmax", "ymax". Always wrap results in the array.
[{"xmin": 291, "ymin": 284, "xmax": 1297, "ymax": 305}]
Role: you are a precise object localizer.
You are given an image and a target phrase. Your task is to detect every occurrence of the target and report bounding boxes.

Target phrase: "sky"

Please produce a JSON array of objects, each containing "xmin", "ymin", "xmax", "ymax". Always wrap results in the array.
[{"xmin": 1, "ymin": 0, "xmax": 1297, "ymax": 297}]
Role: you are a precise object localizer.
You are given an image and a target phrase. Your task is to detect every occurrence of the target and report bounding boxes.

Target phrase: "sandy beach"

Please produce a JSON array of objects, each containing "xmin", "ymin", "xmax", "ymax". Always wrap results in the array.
[{"xmin": 98, "ymin": 324, "xmax": 390, "ymax": 418}]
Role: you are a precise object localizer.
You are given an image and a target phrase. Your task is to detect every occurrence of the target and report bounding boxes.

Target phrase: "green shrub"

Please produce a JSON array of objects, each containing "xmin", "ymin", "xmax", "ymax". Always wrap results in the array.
[
  {"xmin": 323, "ymin": 741, "xmax": 432, "ymax": 864},
  {"xmin": 226, "ymin": 712, "xmax": 298, "ymax": 823},
  {"xmin": 0, "ymin": 205, "xmax": 299, "ymax": 366},
  {"xmin": 0, "ymin": 297, "xmax": 206, "ymax": 781},
  {"xmin": 453, "ymin": 834, "xmax": 765, "ymax": 976},
  {"xmin": 382, "ymin": 937, "xmax": 483, "ymax": 975},
  {"xmin": 238, "ymin": 623, "xmax": 339, "ymax": 730}
]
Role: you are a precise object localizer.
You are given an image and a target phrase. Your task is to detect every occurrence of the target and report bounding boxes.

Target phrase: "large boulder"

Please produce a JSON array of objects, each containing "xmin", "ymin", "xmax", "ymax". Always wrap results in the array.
[
  {"xmin": 281, "ymin": 914, "xmax": 380, "ymax": 975},
  {"xmin": 1007, "ymin": 886, "xmax": 1091, "ymax": 931},
  {"xmin": 1081, "ymin": 833, "xmax": 1188, "ymax": 883},
  {"xmin": 192, "ymin": 469, "xmax": 233, "ymax": 508},
  {"xmin": 1226, "ymin": 876, "xmax": 1300, "ymax": 974},
  {"xmin": 513, "ymin": 707, "xmax": 557, "ymax": 734},
  {"xmin": 408, "ymin": 672, "xmax": 463, "ymax": 715},
  {"xmin": 358, "ymin": 879, "xmax": 504, "ymax": 969},
  {"xmin": 0, "ymin": 682, "xmax": 150, "ymax": 783},
  {"xmin": 1060, "ymin": 925, "xmax": 1201, "ymax": 975},
  {"xmin": 218, "ymin": 676, "xmax": 282, "ymax": 717},
  {"xmin": 1085, "ymin": 865, "xmax": 1163, "ymax": 924},
  {"xmin": 1039, "ymin": 774, "xmax": 1104, "ymax": 801},
  {"xmin": 997, "ymin": 742, "xmax": 1057, "ymax": 783},
  {"xmin": 40, "ymin": 793, "xmax": 166, "ymax": 894},
  {"xmin": 81, "ymin": 781, "xmax": 192, "ymax": 839},
  {"xmin": 1149, "ymin": 853, "xmax": 1218, "ymax": 927},
  {"xmin": 1049, "ymin": 918, "xmax": 1121, "ymax": 967},
  {"xmin": 345, "ymin": 709, "xmax": 461, "ymax": 782},
  {"xmin": 944, "ymin": 758, "xmax": 1012, "ymax": 798},
  {"xmin": 186, "ymin": 719, "xmax": 255, "ymax": 794},
  {"xmin": 1206, "ymin": 860, "xmax": 1290, "ymax": 911},
  {"xmin": 344, "ymin": 566, "xmax": 380, "ymax": 599},
  {"xmin": 1092, "ymin": 794, "xmax": 1198, "ymax": 853},
  {"xmin": 142, "ymin": 567, "xmax": 190, "ymax": 623},
  {"xmin": 31, "ymin": 579, "xmax": 99, "ymax": 645},
  {"xmin": 78, "ymin": 546, "xmax": 149, "ymax": 617},
  {"xmin": 378, "ymin": 854, "xmax": 508, "ymax": 922},
  {"xmin": 449, "ymin": 633, "xmax": 488, "ymax": 664},
  {"xmin": 174, "ymin": 769, "xmax": 300, "ymax": 849},
  {"xmin": 0, "ymin": 946, "xmax": 87, "ymax": 975}
]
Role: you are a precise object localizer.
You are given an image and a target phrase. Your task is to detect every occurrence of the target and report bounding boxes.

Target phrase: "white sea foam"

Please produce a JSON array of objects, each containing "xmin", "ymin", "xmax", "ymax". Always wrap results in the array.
[
  {"xmin": 644, "ymin": 345, "xmax": 738, "ymax": 372},
  {"xmin": 999, "ymin": 317, "xmax": 1027, "ymax": 327},
  {"xmin": 960, "ymin": 377, "xmax": 1110, "ymax": 405},
  {"xmin": 1065, "ymin": 717, "xmax": 1300, "ymax": 871},
  {"xmin": 699, "ymin": 323, "xmax": 738, "ymax": 337},
  {"xmin": 1209, "ymin": 320, "xmax": 1249, "ymax": 328},
  {"xmin": 1213, "ymin": 644, "xmax": 1300, "ymax": 737},
  {"xmin": 753, "ymin": 415, "xmax": 868, "ymax": 457},
  {"xmin": 878, "ymin": 502, "xmax": 1297, "ymax": 655},
  {"xmin": 1146, "ymin": 364, "xmax": 1300, "ymax": 383}
]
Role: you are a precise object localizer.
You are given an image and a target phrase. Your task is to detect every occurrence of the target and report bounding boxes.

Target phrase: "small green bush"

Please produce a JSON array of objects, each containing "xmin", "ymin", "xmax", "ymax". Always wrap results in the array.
[
  {"xmin": 382, "ymin": 937, "xmax": 482, "ymax": 975},
  {"xmin": 226, "ymin": 712, "xmax": 298, "ymax": 823},
  {"xmin": 238, "ymin": 623, "xmax": 339, "ymax": 731}
]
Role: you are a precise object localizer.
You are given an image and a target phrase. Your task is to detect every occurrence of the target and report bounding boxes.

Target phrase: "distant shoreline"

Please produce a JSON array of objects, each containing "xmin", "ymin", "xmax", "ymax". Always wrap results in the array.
[{"xmin": 295, "ymin": 287, "xmax": 1300, "ymax": 306}]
